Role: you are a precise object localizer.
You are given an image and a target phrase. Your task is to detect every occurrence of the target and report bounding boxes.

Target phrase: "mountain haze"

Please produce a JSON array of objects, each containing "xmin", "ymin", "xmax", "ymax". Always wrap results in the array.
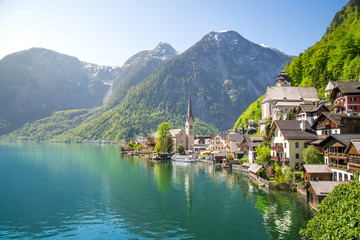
[
  {"xmin": 0, "ymin": 48, "xmax": 120, "ymax": 134},
  {"xmin": 108, "ymin": 42, "xmax": 178, "ymax": 105},
  {"xmin": 3, "ymin": 31, "xmax": 292, "ymax": 142}
]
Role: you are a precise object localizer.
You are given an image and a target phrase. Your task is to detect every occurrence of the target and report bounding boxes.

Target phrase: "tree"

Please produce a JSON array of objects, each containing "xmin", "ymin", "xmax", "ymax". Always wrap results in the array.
[
  {"xmin": 239, "ymin": 155, "xmax": 249, "ymax": 165},
  {"xmin": 177, "ymin": 144, "xmax": 185, "ymax": 155},
  {"xmin": 300, "ymin": 174, "xmax": 360, "ymax": 239},
  {"xmin": 255, "ymin": 144, "xmax": 271, "ymax": 166},
  {"xmin": 302, "ymin": 145, "xmax": 324, "ymax": 164},
  {"xmin": 155, "ymin": 122, "xmax": 173, "ymax": 153},
  {"xmin": 226, "ymin": 154, "xmax": 233, "ymax": 161}
]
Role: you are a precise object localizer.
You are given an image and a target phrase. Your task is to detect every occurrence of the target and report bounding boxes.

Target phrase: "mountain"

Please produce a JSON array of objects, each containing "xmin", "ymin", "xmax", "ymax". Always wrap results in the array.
[
  {"xmin": 284, "ymin": 0, "xmax": 360, "ymax": 96},
  {"xmin": 107, "ymin": 42, "xmax": 178, "ymax": 105},
  {"xmin": 234, "ymin": 0, "xmax": 360, "ymax": 130},
  {"xmin": 3, "ymin": 31, "xmax": 291, "ymax": 142},
  {"xmin": 0, "ymin": 48, "xmax": 116, "ymax": 134}
]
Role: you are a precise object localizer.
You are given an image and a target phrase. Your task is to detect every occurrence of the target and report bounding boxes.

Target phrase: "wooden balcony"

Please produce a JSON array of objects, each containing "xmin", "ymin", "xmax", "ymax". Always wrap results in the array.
[
  {"xmin": 271, "ymin": 156, "xmax": 289, "ymax": 163},
  {"xmin": 271, "ymin": 145, "xmax": 284, "ymax": 152},
  {"xmin": 317, "ymin": 124, "xmax": 330, "ymax": 130},
  {"xmin": 348, "ymin": 156, "xmax": 360, "ymax": 164},
  {"xmin": 326, "ymin": 152, "xmax": 347, "ymax": 159},
  {"xmin": 329, "ymin": 163, "xmax": 348, "ymax": 170},
  {"xmin": 348, "ymin": 162, "xmax": 360, "ymax": 172}
]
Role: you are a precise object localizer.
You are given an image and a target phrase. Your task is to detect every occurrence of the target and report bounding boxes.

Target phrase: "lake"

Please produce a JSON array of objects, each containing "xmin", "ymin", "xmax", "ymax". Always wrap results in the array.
[{"xmin": 0, "ymin": 143, "xmax": 313, "ymax": 239}]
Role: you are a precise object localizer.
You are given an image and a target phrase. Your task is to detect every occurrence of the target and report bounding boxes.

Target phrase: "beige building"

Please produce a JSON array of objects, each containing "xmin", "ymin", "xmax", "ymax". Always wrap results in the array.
[
  {"xmin": 267, "ymin": 120, "xmax": 318, "ymax": 168},
  {"xmin": 152, "ymin": 129, "xmax": 187, "ymax": 152},
  {"xmin": 261, "ymin": 71, "xmax": 319, "ymax": 121},
  {"xmin": 208, "ymin": 134, "xmax": 227, "ymax": 151}
]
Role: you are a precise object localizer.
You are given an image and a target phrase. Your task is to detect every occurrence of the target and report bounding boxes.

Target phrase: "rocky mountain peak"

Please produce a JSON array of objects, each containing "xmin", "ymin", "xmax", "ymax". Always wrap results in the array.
[{"xmin": 150, "ymin": 42, "xmax": 178, "ymax": 60}]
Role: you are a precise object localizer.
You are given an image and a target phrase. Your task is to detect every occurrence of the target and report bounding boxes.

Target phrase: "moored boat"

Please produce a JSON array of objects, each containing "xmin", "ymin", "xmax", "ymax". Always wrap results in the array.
[{"xmin": 172, "ymin": 154, "xmax": 196, "ymax": 163}]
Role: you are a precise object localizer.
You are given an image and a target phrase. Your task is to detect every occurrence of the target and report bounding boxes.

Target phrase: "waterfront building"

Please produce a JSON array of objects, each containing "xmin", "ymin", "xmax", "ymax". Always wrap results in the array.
[
  {"xmin": 305, "ymin": 181, "xmax": 345, "ymax": 208},
  {"xmin": 301, "ymin": 164, "xmax": 332, "ymax": 185},
  {"xmin": 318, "ymin": 134, "xmax": 360, "ymax": 181},
  {"xmin": 267, "ymin": 120, "xmax": 318, "ymax": 168},
  {"xmin": 208, "ymin": 134, "xmax": 227, "ymax": 151}
]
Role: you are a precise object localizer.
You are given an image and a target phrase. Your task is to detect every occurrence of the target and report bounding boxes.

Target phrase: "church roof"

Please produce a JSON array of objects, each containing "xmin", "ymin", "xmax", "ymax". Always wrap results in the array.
[{"xmin": 263, "ymin": 86, "xmax": 319, "ymax": 103}]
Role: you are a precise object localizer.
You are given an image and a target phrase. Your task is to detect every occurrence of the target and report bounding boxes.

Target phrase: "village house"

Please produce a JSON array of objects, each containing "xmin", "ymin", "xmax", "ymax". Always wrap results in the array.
[
  {"xmin": 305, "ymin": 181, "xmax": 345, "ymax": 208},
  {"xmin": 345, "ymin": 139, "xmax": 360, "ymax": 175},
  {"xmin": 226, "ymin": 133, "xmax": 245, "ymax": 153},
  {"xmin": 247, "ymin": 120, "xmax": 259, "ymax": 135},
  {"xmin": 318, "ymin": 134, "xmax": 360, "ymax": 181},
  {"xmin": 261, "ymin": 71, "xmax": 319, "ymax": 121},
  {"xmin": 301, "ymin": 164, "xmax": 332, "ymax": 185},
  {"xmin": 324, "ymin": 80, "xmax": 338, "ymax": 98},
  {"xmin": 311, "ymin": 112, "xmax": 360, "ymax": 139},
  {"xmin": 237, "ymin": 135, "xmax": 263, "ymax": 163},
  {"xmin": 248, "ymin": 163, "xmax": 263, "ymax": 179},
  {"xmin": 144, "ymin": 137, "xmax": 156, "ymax": 151},
  {"xmin": 208, "ymin": 133, "xmax": 227, "ymax": 151},
  {"xmin": 152, "ymin": 129, "xmax": 187, "ymax": 152},
  {"xmin": 267, "ymin": 120, "xmax": 318, "ymax": 168},
  {"xmin": 330, "ymin": 81, "xmax": 360, "ymax": 114},
  {"xmin": 295, "ymin": 101, "xmax": 329, "ymax": 125},
  {"xmin": 194, "ymin": 138, "xmax": 210, "ymax": 152}
]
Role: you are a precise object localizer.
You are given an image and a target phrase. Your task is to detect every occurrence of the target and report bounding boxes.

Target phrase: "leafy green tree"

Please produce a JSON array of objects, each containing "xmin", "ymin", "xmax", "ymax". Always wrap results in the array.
[
  {"xmin": 155, "ymin": 122, "xmax": 173, "ymax": 153},
  {"xmin": 239, "ymin": 155, "xmax": 249, "ymax": 165},
  {"xmin": 300, "ymin": 174, "xmax": 360, "ymax": 239},
  {"xmin": 255, "ymin": 144, "xmax": 271, "ymax": 166},
  {"xmin": 164, "ymin": 134, "xmax": 174, "ymax": 154},
  {"xmin": 226, "ymin": 154, "xmax": 233, "ymax": 161},
  {"xmin": 177, "ymin": 144, "xmax": 185, "ymax": 155},
  {"xmin": 302, "ymin": 145, "xmax": 324, "ymax": 164}
]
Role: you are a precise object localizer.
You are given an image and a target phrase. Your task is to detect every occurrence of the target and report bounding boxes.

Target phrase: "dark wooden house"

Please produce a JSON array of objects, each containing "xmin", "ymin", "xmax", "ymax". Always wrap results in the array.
[
  {"xmin": 311, "ymin": 112, "xmax": 360, "ymax": 139},
  {"xmin": 301, "ymin": 164, "xmax": 332, "ymax": 185}
]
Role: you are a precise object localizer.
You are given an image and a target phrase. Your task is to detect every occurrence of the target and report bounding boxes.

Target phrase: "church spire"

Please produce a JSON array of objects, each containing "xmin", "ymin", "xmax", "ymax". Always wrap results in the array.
[{"xmin": 187, "ymin": 91, "xmax": 194, "ymax": 122}]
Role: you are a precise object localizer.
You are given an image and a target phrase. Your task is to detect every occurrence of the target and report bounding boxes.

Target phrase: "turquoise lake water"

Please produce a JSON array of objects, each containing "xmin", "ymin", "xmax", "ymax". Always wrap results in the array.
[{"xmin": 0, "ymin": 143, "xmax": 313, "ymax": 239}]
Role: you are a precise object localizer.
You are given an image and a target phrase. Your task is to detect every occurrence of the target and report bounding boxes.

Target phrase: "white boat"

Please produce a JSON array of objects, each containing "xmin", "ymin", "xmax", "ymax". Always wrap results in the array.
[{"xmin": 172, "ymin": 154, "xmax": 196, "ymax": 163}]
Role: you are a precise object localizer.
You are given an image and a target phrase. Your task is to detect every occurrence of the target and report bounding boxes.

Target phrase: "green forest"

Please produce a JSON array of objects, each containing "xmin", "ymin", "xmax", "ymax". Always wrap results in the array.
[{"xmin": 234, "ymin": 0, "xmax": 360, "ymax": 129}]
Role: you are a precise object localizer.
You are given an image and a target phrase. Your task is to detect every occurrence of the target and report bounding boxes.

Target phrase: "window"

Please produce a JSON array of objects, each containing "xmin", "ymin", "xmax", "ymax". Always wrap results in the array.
[
  {"xmin": 295, "ymin": 142, "xmax": 299, "ymax": 148},
  {"xmin": 350, "ymin": 97, "xmax": 356, "ymax": 102},
  {"xmin": 304, "ymin": 143, "xmax": 307, "ymax": 148},
  {"xmin": 351, "ymin": 106, "xmax": 357, "ymax": 111},
  {"xmin": 296, "ymin": 153, "xmax": 299, "ymax": 159},
  {"xmin": 284, "ymin": 143, "xmax": 286, "ymax": 148},
  {"xmin": 344, "ymin": 174, "xmax": 348, "ymax": 181},
  {"xmin": 344, "ymin": 119, "xmax": 348, "ymax": 124},
  {"xmin": 353, "ymin": 119, "xmax": 357, "ymax": 124}
]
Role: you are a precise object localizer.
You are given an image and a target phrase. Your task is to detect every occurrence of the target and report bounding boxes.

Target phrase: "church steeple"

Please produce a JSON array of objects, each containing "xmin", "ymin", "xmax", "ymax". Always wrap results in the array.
[
  {"xmin": 187, "ymin": 91, "xmax": 194, "ymax": 122},
  {"xmin": 185, "ymin": 91, "xmax": 195, "ymax": 152}
]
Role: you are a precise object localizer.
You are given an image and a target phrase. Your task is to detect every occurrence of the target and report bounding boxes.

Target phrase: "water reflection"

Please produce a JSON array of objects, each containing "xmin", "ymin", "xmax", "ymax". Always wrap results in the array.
[{"xmin": 0, "ymin": 144, "xmax": 312, "ymax": 239}]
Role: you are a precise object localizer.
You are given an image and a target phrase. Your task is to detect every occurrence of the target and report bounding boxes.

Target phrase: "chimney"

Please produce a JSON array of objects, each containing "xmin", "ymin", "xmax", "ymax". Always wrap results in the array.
[{"xmin": 300, "ymin": 120, "xmax": 306, "ymax": 131}]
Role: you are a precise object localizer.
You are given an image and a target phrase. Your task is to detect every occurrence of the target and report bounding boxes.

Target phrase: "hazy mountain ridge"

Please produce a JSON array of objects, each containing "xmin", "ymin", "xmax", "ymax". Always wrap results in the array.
[
  {"xmin": 0, "ymin": 48, "xmax": 115, "ymax": 134},
  {"xmin": 108, "ymin": 42, "xmax": 178, "ymax": 105},
  {"xmin": 2, "ymin": 31, "xmax": 291, "ymax": 141}
]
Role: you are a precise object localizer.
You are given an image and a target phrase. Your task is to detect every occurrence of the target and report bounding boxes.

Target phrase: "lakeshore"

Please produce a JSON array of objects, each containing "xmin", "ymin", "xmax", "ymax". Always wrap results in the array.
[{"xmin": 0, "ymin": 143, "xmax": 313, "ymax": 239}]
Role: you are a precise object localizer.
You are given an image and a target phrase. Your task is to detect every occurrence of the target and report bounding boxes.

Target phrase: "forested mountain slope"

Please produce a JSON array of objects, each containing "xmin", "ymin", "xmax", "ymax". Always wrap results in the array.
[{"xmin": 234, "ymin": 0, "xmax": 360, "ymax": 129}]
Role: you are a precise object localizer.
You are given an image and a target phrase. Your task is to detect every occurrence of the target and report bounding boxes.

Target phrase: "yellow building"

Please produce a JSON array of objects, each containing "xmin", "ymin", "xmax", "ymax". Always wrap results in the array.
[{"xmin": 267, "ymin": 120, "xmax": 318, "ymax": 168}]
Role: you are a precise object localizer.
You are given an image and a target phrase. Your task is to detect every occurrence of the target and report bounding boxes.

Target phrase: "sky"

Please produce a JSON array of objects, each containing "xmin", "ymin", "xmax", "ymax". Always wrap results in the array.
[{"xmin": 0, "ymin": 0, "xmax": 349, "ymax": 66}]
